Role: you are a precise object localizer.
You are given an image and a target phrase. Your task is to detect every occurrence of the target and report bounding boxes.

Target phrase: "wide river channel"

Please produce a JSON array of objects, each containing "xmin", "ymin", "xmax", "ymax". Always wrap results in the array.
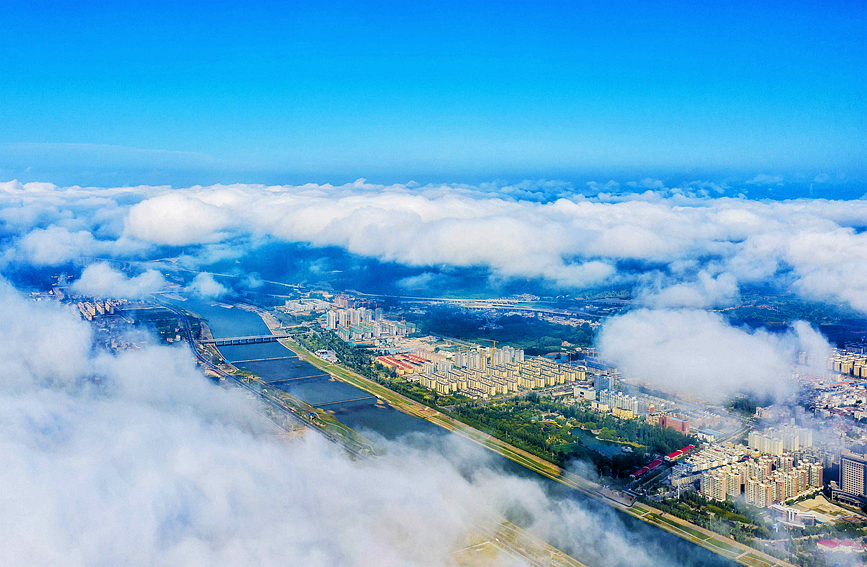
[{"xmin": 183, "ymin": 299, "xmax": 737, "ymax": 567}]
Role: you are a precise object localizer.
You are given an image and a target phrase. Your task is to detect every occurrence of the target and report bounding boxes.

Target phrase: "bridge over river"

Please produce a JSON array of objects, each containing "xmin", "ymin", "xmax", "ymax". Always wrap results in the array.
[{"xmin": 201, "ymin": 334, "xmax": 293, "ymax": 346}]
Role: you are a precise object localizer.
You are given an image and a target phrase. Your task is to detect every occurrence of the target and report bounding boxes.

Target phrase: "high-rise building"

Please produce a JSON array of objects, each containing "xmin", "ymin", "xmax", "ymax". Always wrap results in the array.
[
  {"xmin": 326, "ymin": 310, "xmax": 338, "ymax": 330},
  {"xmin": 840, "ymin": 451, "xmax": 867, "ymax": 498},
  {"xmin": 594, "ymin": 373, "xmax": 613, "ymax": 392},
  {"xmin": 701, "ymin": 469, "xmax": 728, "ymax": 501},
  {"xmin": 808, "ymin": 462, "xmax": 823, "ymax": 489}
]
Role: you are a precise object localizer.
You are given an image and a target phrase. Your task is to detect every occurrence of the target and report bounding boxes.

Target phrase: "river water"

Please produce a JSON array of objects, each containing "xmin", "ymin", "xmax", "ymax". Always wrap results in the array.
[{"xmin": 181, "ymin": 299, "xmax": 737, "ymax": 567}]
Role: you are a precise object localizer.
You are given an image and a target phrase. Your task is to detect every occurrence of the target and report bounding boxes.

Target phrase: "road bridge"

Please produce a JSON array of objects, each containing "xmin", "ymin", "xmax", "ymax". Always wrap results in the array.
[
  {"xmin": 232, "ymin": 355, "xmax": 299, "ymax": 364},
  {"xmin": 266, "ymin": 373, "xmax": 330, "ymax": 384},
  {"xmin": 317, "ymin": 396, "xmax": 377, "ymax": 407},
  {"xmin": 202, "ymin": 334, "xmax": 292, "ymax": 346}
]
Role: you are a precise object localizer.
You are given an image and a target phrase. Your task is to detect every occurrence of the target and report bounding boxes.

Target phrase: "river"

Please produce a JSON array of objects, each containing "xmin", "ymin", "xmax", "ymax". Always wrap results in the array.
[{"xmin": 180, "ymin": 298, "xmax": 737, "ymax": 567}]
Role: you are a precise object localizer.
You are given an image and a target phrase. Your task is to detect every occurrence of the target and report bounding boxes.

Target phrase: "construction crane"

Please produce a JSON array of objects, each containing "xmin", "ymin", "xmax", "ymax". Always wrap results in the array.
[{"xmin": 478, "ymin": 338, "xmax": 498, "ymax": 349}]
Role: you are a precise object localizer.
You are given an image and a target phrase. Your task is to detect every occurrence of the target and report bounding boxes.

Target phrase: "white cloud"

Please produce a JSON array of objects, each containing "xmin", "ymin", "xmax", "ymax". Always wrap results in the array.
[
  {"xmin": 125, "ymin": 192, "xmax": 234, "ymax": 246},
  {"xmin": 187, "ymin": 273, "xmax": 229, "ymax": 299},
  {"xmin": 18, "ymin": 226, "xmax": 106, "ymax": 266},
  {"xmin": 396, "ymin": 272, "xmax": 441, "ymax": 290},
  {"xmin": 71, "ymin": 263, "xmax": 166, "ymax": 299},
  {"xmin": 242, "ymin": 273, "xmax": 264, "ymax": 289},
  {"xmin": 2, "ymin": 178, "xmax": 867, "ymax": 312},
  {"xmin": 637, "ymin": 271, "xmax": 740, "ymax": 309},
  {"xmin": 784, "ymin": 228, "xmax": 867, "ymax": 313},
  {"xmin": 596, "ymin": 309, "xmax": 831, "ymax": 401},
  {"xmin": 0, "ymin": 281, "xmax": 94, "ymax": 390},
  {"xmin": 0, "ymin": 280, "xmax": 689, "ymax": 567}
]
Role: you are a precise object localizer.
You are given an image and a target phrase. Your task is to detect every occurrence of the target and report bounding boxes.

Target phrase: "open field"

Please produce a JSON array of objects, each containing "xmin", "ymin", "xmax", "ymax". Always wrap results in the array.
[{"xmin": 792, "ymin": 494, "xmax": 867, "ymax": 524}]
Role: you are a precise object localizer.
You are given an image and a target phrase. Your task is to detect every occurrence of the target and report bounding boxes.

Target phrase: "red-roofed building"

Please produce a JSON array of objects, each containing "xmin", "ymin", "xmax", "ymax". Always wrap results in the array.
[
  {"xmin": 665, "ymin": 445, "xmax": 695, "ymax": 462},
  {"xmin": 375, "ymin": 353, "xmax": 425, "ymax": 376},
  {"xmin": 817, "ymin": 538, "xmax": 865, "ymax": 553}
]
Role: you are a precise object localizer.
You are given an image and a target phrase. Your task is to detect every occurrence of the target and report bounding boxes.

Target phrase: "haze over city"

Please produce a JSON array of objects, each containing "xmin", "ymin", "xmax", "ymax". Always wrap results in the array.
[{"xmin": 1, "ymin": 1, "xmax": 865, "ymax": 567}]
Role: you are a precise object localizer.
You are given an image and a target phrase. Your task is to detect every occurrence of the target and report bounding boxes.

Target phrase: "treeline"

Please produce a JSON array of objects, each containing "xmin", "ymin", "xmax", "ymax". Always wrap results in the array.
[
  {"xmin": 295, "ymin": 330, "xmax": 374, "ymax": 374},
  {"xmin": 414, "ymin": 306, "xmax": 595, "ymax": 352},
  {"xmin": 129, "ymin": 308, "xmax": 182, "ymax": 343},
  {"xmin": 535, "ymin": 399, "xmax": 698, "ymax": 456},
  {"xmin": 789, "ymin": 520, "xmax": 867, "ymax": 539},
  {"xmin": 644, "ymin": 493, "xmax": 770, "ymax": 542},
  {"xmin": 725, "ymin": 394, "xmax": 773, "ymax": 416},
  {"xmin": 450, "ymin": 401, "xmax": 638, "ymax": 476},
  {"xmin": 451, "ymin": 397, "xmax": 696, "ymax": 478},
  {"xmin": 451, "ymin": 404, "xmax": 566, "ymax": 465}
]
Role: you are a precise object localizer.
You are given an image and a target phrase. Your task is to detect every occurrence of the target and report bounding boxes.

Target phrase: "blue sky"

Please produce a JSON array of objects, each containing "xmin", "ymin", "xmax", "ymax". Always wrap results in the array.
[{"xmin": 0, "ymin": 0, "xmax": 864, "ymax": 187}]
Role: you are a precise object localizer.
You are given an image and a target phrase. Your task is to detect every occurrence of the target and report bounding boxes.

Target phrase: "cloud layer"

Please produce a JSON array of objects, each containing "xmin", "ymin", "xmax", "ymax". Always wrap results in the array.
[
  {"xmin": 1, "ymin": 178, "xmax": 866, "ymax": 312},
  {"xmin": 596, "ymin": 308, "xmax": 831, "ymax": 401},
  {"xmin": 0, "ymin": 178, "xmax": 850, "ymax": 563},
  {"xmin": 71, "ymin": 262, "xmax": 166, "ymax": 298},
  {"xmin": 187, "ymin": 272, "xmax": 229, "ymax": 299}
]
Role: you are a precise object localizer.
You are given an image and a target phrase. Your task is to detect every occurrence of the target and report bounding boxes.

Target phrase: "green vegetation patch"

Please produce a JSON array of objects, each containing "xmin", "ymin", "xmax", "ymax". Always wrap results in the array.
[
  {"xmin": 413, "ymin": 305, "xmax": 595, "ymax": 354},
  {"xmin": 703, "ymin": 537, "xmax": 741, "ymax": 555},
  {"xmin": 740, "ymin": 554, "xmax": 774, "ymax": 567},
  {"xmin": 453, "ymin": 397, "xmax": 695, "ymax": 476},
  {"xmin": 650, "ymin": 514, "xmax": 710, "ymax": 540}
]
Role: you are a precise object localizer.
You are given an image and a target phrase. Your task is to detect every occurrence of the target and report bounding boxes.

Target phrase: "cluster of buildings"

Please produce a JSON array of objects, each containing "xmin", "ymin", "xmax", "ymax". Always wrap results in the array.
[
  {"xmin": 671, "ymin": 437, "xmax": 825, "ymax": 510},
  {"xmin": 810, "ymin": 378, "xmax": 867, "ymax": 421},
  {"xmin": 281, "ymin": 298, "xmax": 331, "ymax": 313},
  {"xmin": 829, "ymin": 348, "xmax": 867, "ymax": 378},
  {"xmin": 652, "ymin": 414, "xmax": 692, "ymax": 434},
  {"xmin": 699, "ymin": 453, "xmax": 823, "ymax": 507},
  {"xmin": 454, "ymin": 345, "xmax": 525, "ymax": 369},
  {"xmin": 583, "ymin": 385, "xmax": 712, "ymax": 435},
  {"xmin": 747, "ymin": 425, "xmax": 814, "ymax": 455},
  {"xmin": 374, "ymin": 352, "xmax": 428, "ymax": 376},
  {"xmin": 632, "ymin": 446, "xmax": 695, "ymax": 480},
  {"xmin": 672, "ymin": 443, "xmax": 749, "ymax": 487},
  {"xmin": 593, "ymin": 390, "xmax": 652, "ymax": 420},
  {"xmin": 816, "ymin": 538, "xmax": 866, "ymax": 554},
  {"xmin": 768, "ymin": 503, "xmax": 819, "ymax": 528},
  {"xmin": 411, "ymin": 347, "xmax": 585, "ymax": 399},
  {"xmin": 77, "ymin": 299, "xmax": 119, "ymax": 321},
  {"xmin": 536, "ymin": 313, "xmax": 600, "ymax": 329},
  {"xmin": 323, "ymin": 307, "xmax": 416, "ymax": 342}
]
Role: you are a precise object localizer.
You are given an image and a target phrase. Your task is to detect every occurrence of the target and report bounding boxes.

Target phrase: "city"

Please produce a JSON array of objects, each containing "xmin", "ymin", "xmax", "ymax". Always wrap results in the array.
[
  {"xmin": 38, "ymin": 269, "xmax": 867, "ymax": 567},
  {"xmin": 2, "ymin": 2, "xmax": 864, "ymax": 567}
]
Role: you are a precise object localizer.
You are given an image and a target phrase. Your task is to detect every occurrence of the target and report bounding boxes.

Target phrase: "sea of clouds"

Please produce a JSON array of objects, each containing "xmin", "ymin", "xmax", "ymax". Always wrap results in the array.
[
  {"xmin": 2, "ymin": 177, "xmax": 859, "ymax": 402},
  {"xmin": 0, "ymin": 177, "xmax": 863, "ymax": 565},
  {"xmin": 1, "ymin": 178, "xmax": 865, "ymax": 311}
]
